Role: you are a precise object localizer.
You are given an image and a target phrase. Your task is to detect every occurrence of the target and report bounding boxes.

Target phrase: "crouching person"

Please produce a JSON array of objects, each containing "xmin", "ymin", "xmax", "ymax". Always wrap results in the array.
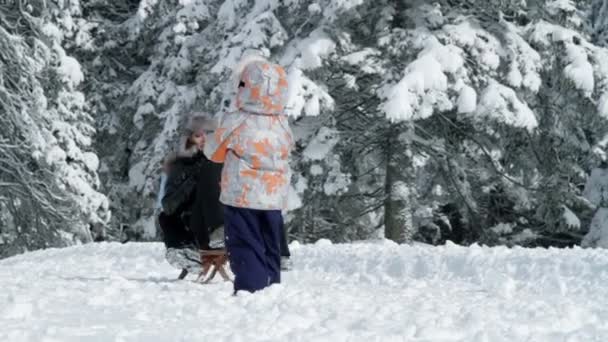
[
  {"xmin": 155, "ymin": 153, "xmax": 197, "ymax": 275},
  {"xmin": 204, "ymin": 56, "xmax": 293, "ymax": 293},
  {"xmin": 158, "ymin": 114, "xmax": 225, "ymax": 276}
]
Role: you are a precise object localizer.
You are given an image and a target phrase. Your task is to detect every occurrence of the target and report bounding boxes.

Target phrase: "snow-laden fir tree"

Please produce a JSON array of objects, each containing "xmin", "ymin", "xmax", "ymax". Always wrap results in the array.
[
  {"xmin": 0, "ymin": 0, "xmax": 109, "ymax": 257},
  {"xmin": 6, "ymin": 0, "xmax": 608, "ymax": 256},
  {"xmin": 80, "ymin": 0, "xmax": 608, "ymax": 247}
]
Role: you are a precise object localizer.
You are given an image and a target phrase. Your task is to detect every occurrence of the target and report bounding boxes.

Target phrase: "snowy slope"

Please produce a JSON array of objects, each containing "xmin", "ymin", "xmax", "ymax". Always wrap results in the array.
[{"xmin": 1, "ymin": 241, "xmax": 608, "ymax": 341}]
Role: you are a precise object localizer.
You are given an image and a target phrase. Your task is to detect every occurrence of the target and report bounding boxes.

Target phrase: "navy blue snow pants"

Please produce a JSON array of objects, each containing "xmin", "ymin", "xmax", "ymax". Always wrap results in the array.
[{"xmin": 224, "ymin": 205, "xmax": 282, "ymax": 293}]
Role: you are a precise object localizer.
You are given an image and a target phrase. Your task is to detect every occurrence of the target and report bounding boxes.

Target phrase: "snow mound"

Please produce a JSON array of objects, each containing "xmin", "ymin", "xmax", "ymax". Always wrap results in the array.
[{"xmin": 1, "ymin": 242, "xmax": 608, "ymax": 341}]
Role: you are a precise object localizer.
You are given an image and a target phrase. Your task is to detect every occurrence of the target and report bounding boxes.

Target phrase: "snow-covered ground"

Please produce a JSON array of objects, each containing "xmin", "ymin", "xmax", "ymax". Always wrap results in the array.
[{"xmin": 1, "ymin": 241, "xmax": 608, "ymax": 341}]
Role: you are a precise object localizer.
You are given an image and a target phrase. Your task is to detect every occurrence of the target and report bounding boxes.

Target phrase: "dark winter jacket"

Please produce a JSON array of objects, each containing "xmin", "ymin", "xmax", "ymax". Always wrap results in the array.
[{"xmin": 161, "ymin": 149, "xmax": 224, "ymax": 249}]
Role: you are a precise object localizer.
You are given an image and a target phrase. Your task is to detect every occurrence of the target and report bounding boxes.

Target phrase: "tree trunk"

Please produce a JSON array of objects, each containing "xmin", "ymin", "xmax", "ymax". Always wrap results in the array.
[{"xmin": 384, "ymin": 125, "xmax": 417, "ymax": 243}]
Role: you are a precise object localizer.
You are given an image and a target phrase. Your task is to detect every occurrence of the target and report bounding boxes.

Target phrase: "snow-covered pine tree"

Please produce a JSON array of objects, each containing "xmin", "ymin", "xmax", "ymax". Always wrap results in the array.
[
  {"xmin": 0, "ymin": 0, "xmax": 109, "ymax": 257},
  {"xmin": 384, "ymin": 0, "xmax": 608, "ymax": 246},
  {"xmin": 88, "ymin": 0, "xmax": 339, "ymax": 241},
  {"xmin": 19, "ymin": 0, "xmax": 608, "ymax": 250},
  {"xmin": 293, "ymin": 0, "xmax": 608, "ymax": 245}
]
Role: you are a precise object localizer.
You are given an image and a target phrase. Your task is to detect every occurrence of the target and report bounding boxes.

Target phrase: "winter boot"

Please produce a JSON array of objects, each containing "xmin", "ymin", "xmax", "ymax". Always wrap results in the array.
[{"xmin": 166, "ymin": 247, "xmax": 202, "ymax": 273}]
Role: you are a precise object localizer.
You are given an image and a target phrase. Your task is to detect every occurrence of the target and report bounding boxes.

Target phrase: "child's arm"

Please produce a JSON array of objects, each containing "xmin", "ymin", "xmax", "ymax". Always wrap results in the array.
[{"xmin": 204, "ymin": 113, "xmax": 246, "ymax": 163}]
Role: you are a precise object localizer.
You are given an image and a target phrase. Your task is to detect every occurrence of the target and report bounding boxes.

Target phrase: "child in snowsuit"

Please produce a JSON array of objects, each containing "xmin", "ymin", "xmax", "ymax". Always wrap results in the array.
[
  {"xmin": 158, "ymin": 115, "xmax": 225, "ymax": 275},
  {"xmin": 204, "ymin": 57, "xmax": 293, "ymax": 293}
]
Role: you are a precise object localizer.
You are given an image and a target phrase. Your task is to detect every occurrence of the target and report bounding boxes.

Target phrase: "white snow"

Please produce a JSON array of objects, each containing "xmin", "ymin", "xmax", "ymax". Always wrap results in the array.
[
  {"xmin": 217, "ymin": 0, "xmax": 238, "ymax": 28},
  {"xmin": 310, "ymin": 164, "xmax": 323, "ymax": 175},
  {"xmin": 564, "ymin": 44, "xmax": 594, "ymax": 96},
  {"xmin": 128, "ymin": 161, "xmax": 148, "ymax": 191},
  {"xmin": 457, "ymin": 85, "xmax": 477, "ymax": 113},
  {"xmin": 42, "ymin": 23, "xmax": 63, "ymax": 41},
  {"xmin": 299, "ymin": 33, "xmax": 336, "ymax": 70},
  {"xmin": 307, "ymin": 3, "xmax": 321, "ymax": 14},
  {"xmin": 281, "ymin": 28, "xmax": 336, "ymax": 72},
  {"xmin": 546, "ymin": 0, "xmax": 577, "ymax": 15},
  {"xmin": 341, "ymin": 48, "xmax": 382, "ymax": 74},
  {"xmin": 136, "ymin": 0, "xmax": 160, "ymax": 20},
  {"xmin": 323, "ymin": 158, "xmax": 351, "ymax": 196},
  {"xmin": 382, "ymin": 33, "xmax": 463, "ymax": 122},
  {"xmin": 304, "ymin": 94, "xmax": 320, "ymax": 116},
  {"xmin": 529, "ymin": 21, "xmax": 574, "ymax": 46},
  {"xmin": 172, "ymin": 22, "xmax": 187, "ymax": 34},
  {"xmin": 2, "ymin": 242, "xmax": 608, "ymax": 341},
  {"xmin": 382, "ymin": 55, "xmax": 446, "ymax": 121},
  {"xmin": 321, "ymin": 0, "xmax": 365, "ymax": 19},
  {"xmin": 442, "ymin": 21, "xmax": 501, "ymax": 72},
  {"xmin": 562, "ymin": 205, "xmax": 581, "ymax": 230},
  {"xmin": 82, "ymin": 152, "xmax": 100, "ymax": 172},
  {"xmin": 58, "ymin": 55, "xmax": 84, "ymax": 88},
  {"xmin": 134, "ymin": 216, "xmax": 157, "ymax": 240},
  {"xmin": 294, "ymin": 173, "xmax": 308, "ymax": 194},
  {"xmin": 343, "ymin": 74, "xmax": 357, "ymax": 89},
  {"xmin": 490, "ymin": 222, "xmax": 515, "ymax": 235},
  {"xmin": 284, "ymin": 66, "xmax": 334, "ymax": 118},
  {"xmin": 503, "ymin": 21, "xmax": 542, "ymax": 93},
  {"xmin": 599, "ymin": 92, "xmax": 608, "ymax": 119},
  {"xmin": 45, "ymin": 146, "xmax": 67, "ymax": 165},
  {"xmin": 286, "ymin": 185, "xmax": 303, "ymax": 211},
  {"xmin": 507, "ymin": 62, "xmax": 524, "ymax": 88},
  {"xmin": 477, "ymin": 80, "xmax": 538, "ymax": 130},
  {"xmin": 286, "ymin": 174, "xmax": 308, "ymax": 211},
  {"xmin": 302, "ymin": 127, "xmax": 339, "ymax": 161},
  {"xmin": 528, "ymin": 22, "xmax": 597, "ymax": 96},
  {"xmin": 176, "ymin": 0, "xmax": 210, "ymax": 22}
]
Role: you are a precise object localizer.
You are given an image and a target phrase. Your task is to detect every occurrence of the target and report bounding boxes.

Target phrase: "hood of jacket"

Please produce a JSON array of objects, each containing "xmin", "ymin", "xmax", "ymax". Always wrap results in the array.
[{"xmin": 236, "ymin": 60, "xmax": 289, "ymax": 116}]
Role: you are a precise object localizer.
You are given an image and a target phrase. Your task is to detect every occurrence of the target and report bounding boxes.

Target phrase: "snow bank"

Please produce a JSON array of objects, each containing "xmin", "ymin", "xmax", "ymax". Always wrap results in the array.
[{"xmin": 2, "ymin": 242, "xmax": 608, "ymax": 341}]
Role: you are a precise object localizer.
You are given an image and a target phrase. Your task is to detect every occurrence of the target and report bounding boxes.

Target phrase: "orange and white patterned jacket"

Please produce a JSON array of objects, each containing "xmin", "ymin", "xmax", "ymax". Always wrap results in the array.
[{"xmin": 204, "ymin": 60, "xmax": 293, "ymax": 210}]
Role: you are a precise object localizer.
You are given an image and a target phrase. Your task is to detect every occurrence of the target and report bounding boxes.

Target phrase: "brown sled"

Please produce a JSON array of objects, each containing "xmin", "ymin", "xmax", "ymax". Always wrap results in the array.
[{"xmin": 196, "ymin": 249, "xmax": 232, "ymax": 284}]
